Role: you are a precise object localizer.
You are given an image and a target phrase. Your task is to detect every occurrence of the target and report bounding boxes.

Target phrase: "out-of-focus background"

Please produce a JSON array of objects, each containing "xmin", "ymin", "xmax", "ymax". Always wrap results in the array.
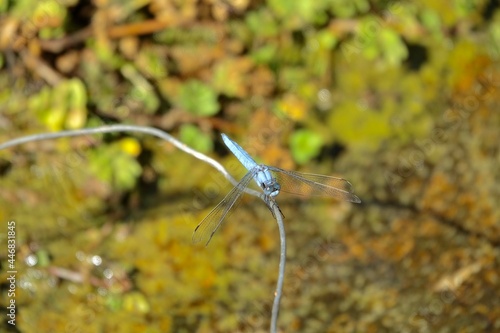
[{"xmin": 1, "ymin": 0, "xmax": 499, "ymax": 332}]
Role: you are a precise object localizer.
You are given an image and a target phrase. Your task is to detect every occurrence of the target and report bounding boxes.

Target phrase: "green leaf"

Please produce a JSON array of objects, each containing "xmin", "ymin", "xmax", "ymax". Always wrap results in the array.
[
  {"xmin": 334, "ymin": 0, "xmax": 370, "ymax": 17},
  {"xmin": 421, "ymin": 9, "xmax": 442, "ymax": 33},
  {"xmin": 268, "ymin": 0, "xmax": 328, "ymax": 28},
  {"xmin": 135, "ymin": 47, "xmax": 168, "ymax": 80},
  {"xmin": 380, "ymin": 29, "xmax": 408, "ymax": 66},
  {"xmin": 178, "ymin": 80, "xmax": 220, "ymax": 116},
  {"xmin": 65, "ymin": 79, "xmax": 88, "ymax": 129},
  {"xmin": 88, "ymin": 145, "xmax": 142, "ymax": 191},
  {"xmin": 105, "ymin": 293, "xmax": 123, "ymax": 312},
  {"xmin": 121, "ymin": 63, "xmax": 160, "ymax": 114},
  {"xmin": 0, "ymin": 0, "xmax": 7, "ymax": 13},
  {"xmin": 290, "ymin": 129, "xmax": 323, "ymax": 165},
  {"xmin": 123, "ymin": 291, "xmax": 150, "ymax": 314},
  {"xmin": 251, "ymin": 44, "xmax": 278, "ymax": 65},
  {"xmin": 212, "ymin": 58, "xmax": 253, "ymax": 98},
  {"xmin": 179, "ymin": 124, "xmax": 213, "ymax": 153},
  {"xmin": 113, "ymin": 153, "xmax": 142, "ymax": 190},
  {"xmin": 31, "ymin": 79, "xmax": 88, "ymax": 130},
  {"xmin": 327, "ymin": 101, "xmax": 392, "ymax": 149},
  {"xmin": 246, "ymin": 9, "xmax": 278, "ymax": 38},
  {"xmin": 36, "ymin": 249, "xmax": 51, "ymax": 267}
]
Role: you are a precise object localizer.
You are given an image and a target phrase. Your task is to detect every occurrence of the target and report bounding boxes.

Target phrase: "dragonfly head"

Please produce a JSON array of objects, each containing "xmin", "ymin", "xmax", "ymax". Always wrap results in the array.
[{"xmin": 262, "ymin": 180, "xmax": 280, "ymax": 197}]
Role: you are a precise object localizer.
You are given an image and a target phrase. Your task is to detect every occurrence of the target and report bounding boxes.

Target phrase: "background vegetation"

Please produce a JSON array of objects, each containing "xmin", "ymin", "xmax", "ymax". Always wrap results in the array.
[{"xmin": 1, "ymin": 0, "xmax": 499, "ymax": 332}]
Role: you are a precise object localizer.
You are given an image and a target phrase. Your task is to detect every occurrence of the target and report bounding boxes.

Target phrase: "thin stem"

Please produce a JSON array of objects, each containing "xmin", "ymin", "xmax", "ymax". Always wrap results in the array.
[
  {"xmin": 270, "ymin": 199, "xmax": 286, "ymax": 333},
  {"xmin": 0, "ymin": 124, "xmax": 261, "ymax": 197}
]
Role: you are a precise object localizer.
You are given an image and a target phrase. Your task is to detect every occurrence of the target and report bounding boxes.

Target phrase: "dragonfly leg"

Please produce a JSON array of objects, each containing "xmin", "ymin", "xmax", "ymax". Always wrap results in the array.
[{"xmin": 262, "ymin": 195, "xmax": 284, "ymax": 219}]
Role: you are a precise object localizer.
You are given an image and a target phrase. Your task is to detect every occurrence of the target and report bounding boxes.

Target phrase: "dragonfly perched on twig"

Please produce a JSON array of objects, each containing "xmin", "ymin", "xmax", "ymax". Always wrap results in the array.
[{"xmin": 192, "ymin": 133, "xmax": 361, "ymax": 246}]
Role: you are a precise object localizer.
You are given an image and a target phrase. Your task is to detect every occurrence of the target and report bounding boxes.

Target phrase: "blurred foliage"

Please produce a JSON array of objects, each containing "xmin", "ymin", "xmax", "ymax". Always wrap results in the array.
[
  {"xmin": 1, "ymin": 0, "xmax": 500, "ymax": 332},
  {"xmin": 88, "ymin": 138, "xmax": 142, "ymax": 191},
  {"xmin": 289, "ymin": 128, "xmax": 323, "ymax": 165},
  {"xmin": 31, "ymin": 78, "xmax": 88, "ymax": 130},
  {"xmin": 179, "ymin": 124, "xmax": 213, "ymax": 153},
  {"xmin": 177, "ymin": 80, "xmax": 220, "ymax": 116}
]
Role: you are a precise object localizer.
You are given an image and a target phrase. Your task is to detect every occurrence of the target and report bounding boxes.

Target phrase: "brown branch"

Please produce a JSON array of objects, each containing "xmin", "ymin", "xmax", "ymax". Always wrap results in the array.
[
  {"xmin": 39, "ymin": 26, "xmax": 92, "ymax": 53},
  {"xmin": 107, "ymin": 19, "xmax": 172, "ymax": 39},
  {"xmin": 40, "ymin": 19, "xmax": 172, "ymax": 53},
  {"xmin": 20, "ymin": 50, "xmax": 63, "ymax": 85}
]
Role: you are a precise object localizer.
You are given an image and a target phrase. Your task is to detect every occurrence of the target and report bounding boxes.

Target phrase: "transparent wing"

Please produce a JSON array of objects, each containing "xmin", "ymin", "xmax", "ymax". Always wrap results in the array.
[
  {"xmin": 268, "ymin": 167, "xmax": 361, "ymax": 203},
  {"xmin": 192, "ymin": 169, "xmax": 257, "ymax": 246}
]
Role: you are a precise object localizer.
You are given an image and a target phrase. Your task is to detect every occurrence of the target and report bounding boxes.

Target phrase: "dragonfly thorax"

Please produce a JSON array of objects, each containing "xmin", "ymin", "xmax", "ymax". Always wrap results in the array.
[{"xmin": 253, "ymin": 165, "xmax": 281, "ymax": 197}]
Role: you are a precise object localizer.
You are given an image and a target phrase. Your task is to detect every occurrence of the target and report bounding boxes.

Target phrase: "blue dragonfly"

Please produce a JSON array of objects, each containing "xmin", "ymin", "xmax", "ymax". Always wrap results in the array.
[{"xmin": 192, "ymin": 133, "xmax": 361, "ymax": 246}]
